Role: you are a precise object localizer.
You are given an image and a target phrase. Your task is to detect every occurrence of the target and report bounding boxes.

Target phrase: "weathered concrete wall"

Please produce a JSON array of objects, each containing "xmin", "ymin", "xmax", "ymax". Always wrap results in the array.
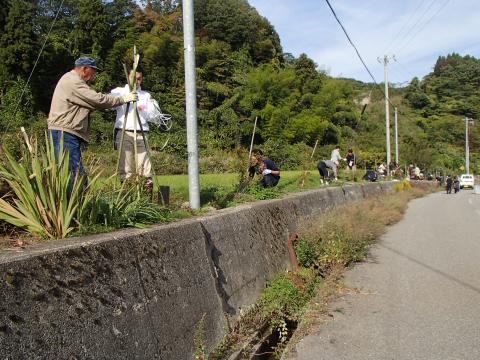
[{"xmin": 0, "ymin": 182, "xmax": 418, "ymax": 359}]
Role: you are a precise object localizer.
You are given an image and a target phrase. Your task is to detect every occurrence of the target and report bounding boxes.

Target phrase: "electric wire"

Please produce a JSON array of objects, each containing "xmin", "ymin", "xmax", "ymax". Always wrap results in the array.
[
  {"xmin": 324, "ymin": 0, "xmax": 379, "ymax": 84},
  {"xmin": 382, "ymin": 0, "xmax": 427, "ymax": 55},
  {"xmin": 392, "ymin": 0, "xmax": 437, "ymax": 52},
  {"xmin": 324, "ymin": 0, "xmax": 395, "ymax": 105},
  {"xmin": 395, "ymin": 0, "xmax": 451, "ymax": 55},
  {"xmin": 2, "ymin": 0, "xmax": 65, "ymax": 138},
  {"xmin": 391, "ymin": 58, "xmax": 416, "ymax": 83},
  {"xmin": 324, "ymin": 0, "xmax": 434, "ymax": 163},
  {"xmin": 324, "ymin": 0, "xmax": 433, "ymax": 112}
]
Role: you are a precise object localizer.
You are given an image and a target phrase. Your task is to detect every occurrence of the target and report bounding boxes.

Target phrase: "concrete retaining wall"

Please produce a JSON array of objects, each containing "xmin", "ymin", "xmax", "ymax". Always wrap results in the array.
[{"xmin": 0, "ymin": 181, "xmax": 418, "ymax": 359}]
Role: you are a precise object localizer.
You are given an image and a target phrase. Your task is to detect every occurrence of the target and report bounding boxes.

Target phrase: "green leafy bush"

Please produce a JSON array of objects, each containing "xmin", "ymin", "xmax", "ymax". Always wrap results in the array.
[
  {"xmin": 260, "ymin": 275, "xmax": 307, "ymax": 319},
  {"xmin": 294, "ymin": 237, "xmax": 318, "ymax": 268},
  {"xmin": 243, "ymin": 183, "xmax": 280, "ymax": 200}
]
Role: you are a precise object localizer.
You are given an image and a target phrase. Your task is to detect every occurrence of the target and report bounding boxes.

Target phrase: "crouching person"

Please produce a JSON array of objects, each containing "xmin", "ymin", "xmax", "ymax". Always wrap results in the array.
[
  {"xmin": 259, "ymin": 157, "xmax": 280, "ymax": 187},
  {"xmin": 317, "ymin": 160, "xmax": 338, "ymax": 185},
  {"xmin": 248, "ymin": 152, "xmax": 280, "ymax": 188}
]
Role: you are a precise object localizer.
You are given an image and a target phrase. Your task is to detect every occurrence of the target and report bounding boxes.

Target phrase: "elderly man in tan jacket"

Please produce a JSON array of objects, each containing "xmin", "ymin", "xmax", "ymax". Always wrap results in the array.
[{"xmin": 47, "ymin": 56, "xmax": 137, "ymax": 176}]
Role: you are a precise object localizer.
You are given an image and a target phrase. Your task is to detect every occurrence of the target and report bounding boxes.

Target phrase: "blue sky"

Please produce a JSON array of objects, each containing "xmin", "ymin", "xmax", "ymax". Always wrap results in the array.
[{"xmin": 248, "ymin": 0, "xmax": 480, "ymax": 84}]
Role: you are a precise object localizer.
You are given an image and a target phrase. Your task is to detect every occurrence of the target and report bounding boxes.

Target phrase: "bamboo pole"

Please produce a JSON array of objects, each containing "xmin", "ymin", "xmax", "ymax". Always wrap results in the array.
[
  {"xmin": 20, "ymin": 127, "xmax": 32, "ymax": 153},
  {"xmin": 248, "ymin": 117, "xmax": 258, "ymax": 161},
  {"xmin": 300, "ymin": 139, "xmax": 318, "ymax": 188},
  {"xmin": 116, "ymin": 46, "xmax": 140, "ymax": 178},
  {"xmin": 132, "ymin": 46, "xmax": 140, "ymax": 177}
]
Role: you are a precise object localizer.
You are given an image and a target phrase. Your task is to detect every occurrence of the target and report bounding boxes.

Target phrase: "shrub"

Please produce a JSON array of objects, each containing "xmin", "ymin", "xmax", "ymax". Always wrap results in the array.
[
  {"xmin": 0, "ymin": 136, "xmax": 101, "ymax": 239},
  {"xmin": 260, "ymin": 275, "xmax": 307, "ymax": 319},
  {"xmin": 394, "ymin": 178, "xmax": 413, "ymax": 192},
  {"xmin": 294, "ymin": 237, "xmax": 318, "ymax": 268},
  {"xmin": 90, "ymin": 180, "xmax": 170, "ymax": 229}
]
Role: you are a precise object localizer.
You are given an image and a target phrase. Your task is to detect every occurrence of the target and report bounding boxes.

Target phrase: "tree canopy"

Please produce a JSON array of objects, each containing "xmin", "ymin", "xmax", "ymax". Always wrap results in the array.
[{"xmin": 0, "ymin": 1, "xmax": 477, "ymax": 174}]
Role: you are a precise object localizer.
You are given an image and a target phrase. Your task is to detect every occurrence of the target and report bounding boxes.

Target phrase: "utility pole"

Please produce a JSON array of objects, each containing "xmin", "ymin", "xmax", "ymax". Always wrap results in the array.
[
  {"xmin": 183, "ymin": 0, "xmax": 200, "ymax": 209},
  {"xmin": 378, "ymin": 55, "xmax": 393, "ymax": 175},
  {"xmin": 394, "ymin": 107, "xmax": 399, "ymax": 164},
  {"xmin": 465, "ymin": 117, "xmax": 474, "ymax": 174}
]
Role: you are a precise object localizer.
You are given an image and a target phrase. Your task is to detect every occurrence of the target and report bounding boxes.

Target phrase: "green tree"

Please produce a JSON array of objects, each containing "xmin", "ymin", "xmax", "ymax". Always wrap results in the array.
[
  {"xmin": 70, "ymin": 0, "xmax": 109, "ymax": 59},
  {"xmin": 0, "ymin": 1, "xmax": 38, "ymax": 87}
]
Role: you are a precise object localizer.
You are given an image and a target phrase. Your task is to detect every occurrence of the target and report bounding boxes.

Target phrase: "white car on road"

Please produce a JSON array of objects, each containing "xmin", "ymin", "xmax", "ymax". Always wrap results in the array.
[{"xmin": 459, "ymin": 174, "xmax": 475, "ymax": 189}]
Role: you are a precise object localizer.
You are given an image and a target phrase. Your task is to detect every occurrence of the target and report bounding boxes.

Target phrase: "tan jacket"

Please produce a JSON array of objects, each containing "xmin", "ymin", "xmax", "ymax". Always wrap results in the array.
[{"xmin": 48, "ymin": 70, "xmax": 124, "ymax": 142}]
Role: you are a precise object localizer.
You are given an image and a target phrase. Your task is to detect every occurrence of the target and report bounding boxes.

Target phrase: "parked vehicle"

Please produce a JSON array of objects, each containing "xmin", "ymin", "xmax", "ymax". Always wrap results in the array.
[{"xmin": 459, "ymin": 174, "xmax": 475, "ymax": 189}]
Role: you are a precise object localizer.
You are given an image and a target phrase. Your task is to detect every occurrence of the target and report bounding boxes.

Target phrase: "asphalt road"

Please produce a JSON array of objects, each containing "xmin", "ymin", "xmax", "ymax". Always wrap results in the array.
[{"xmin": 288, "ymin": 189, "xmax": 480, "ymax": 360}]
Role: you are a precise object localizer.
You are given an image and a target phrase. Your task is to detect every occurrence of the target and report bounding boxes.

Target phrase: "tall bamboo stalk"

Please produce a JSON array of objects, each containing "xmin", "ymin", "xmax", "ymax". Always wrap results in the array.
[{"xmin": 116, "ymin": 46, "xmax": 140, "ymax": 177}]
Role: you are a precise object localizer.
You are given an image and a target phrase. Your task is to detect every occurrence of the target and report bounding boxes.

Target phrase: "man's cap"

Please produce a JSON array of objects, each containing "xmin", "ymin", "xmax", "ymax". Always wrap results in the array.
[{"xmin": 74, "ymin": 56, "xmax": 101, "ymax": 70}]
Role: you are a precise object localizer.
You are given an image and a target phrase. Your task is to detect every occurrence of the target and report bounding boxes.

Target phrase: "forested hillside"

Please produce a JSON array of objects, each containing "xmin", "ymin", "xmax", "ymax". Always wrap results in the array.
[{"xmin": 0, "ymin": 0, "xmax": 478, "ymax": 174}]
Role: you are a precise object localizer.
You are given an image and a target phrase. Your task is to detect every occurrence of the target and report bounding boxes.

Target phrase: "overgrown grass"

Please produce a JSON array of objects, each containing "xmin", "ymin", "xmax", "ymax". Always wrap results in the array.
[
  {"xmin": 0, "ymin": 137, "xmax": 171, "ymax": 240},
  {"xmin": 154, "ymin": 168, "xmax": 369, "ymax": 209},
  {"xmin": 209, "ymin": 185, "xmax": 429, "ymax": 359}
]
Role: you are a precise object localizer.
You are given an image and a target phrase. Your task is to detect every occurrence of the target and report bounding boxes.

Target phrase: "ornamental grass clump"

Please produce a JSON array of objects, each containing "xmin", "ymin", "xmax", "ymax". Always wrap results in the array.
[
  {"xmin": 0, "ymin": 136, "xmax": 101, "ymax": 239},
  {"xmin": 89, "ymin": 179, "xmax": 170, "ymax": 229}
]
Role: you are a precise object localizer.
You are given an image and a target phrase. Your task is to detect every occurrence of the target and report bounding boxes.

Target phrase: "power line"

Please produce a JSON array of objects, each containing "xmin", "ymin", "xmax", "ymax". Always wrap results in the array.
[
  {"xmin": 324, "ymin": 0, "xmax": 434, "ymax": 166},
  {"xmin": 2, "ymin": 0, "xmax": 66, "ymax": 138},
  {"xmin": 391, "ymin": 58, "xmax": 416, "ymax": 82},
  {"xmin": 392, "ymin": 0, "xmax": 438, "ymax": 53},
  {"xmin": 396, "ymin": 0, "xmax": 452, "ymax": 55},
  {"xmin": 324, "ymin": 0, "xmax": 379, "ymax": 84},
  {"xmin": 382, "ymin": 0, "xmax": 427, "ymax": 55},
  {"xmin": 324, "ymin": 0, "xmax": 398, "ymax": 106}
]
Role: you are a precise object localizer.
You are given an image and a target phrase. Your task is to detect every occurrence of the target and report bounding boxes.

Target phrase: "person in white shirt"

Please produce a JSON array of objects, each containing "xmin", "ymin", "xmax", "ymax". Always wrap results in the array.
[
  {"xmin": 330, "ymin": 145, "xmax": 342, "ymax": 164},
  {"xmin": 111, "ymin": 70, "xmax": 158, "ymax": 189}
]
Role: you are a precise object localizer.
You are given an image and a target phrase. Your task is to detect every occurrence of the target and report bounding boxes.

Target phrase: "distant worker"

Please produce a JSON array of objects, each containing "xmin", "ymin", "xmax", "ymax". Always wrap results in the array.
[
  {"xmin": 248, "ymin": 152, "xmax": 280, "ymax": 187},
  {"xmin": 453, "ymin": 176, "xmax": 460, "ymax": 193},
  {"xmin": 47, "ymin": 56, "xmax": 137, "ymax": 176},
  {"xmin": 258, "ymin": 157, "xmax": 280, "ymax": 187},
  {"xmin": 445, "ymin": 175, "xmax": 453, "ymax": 194},
  {"xmin": 317, "ymin": 159, "xmax": 338, "ymax": 184},
  {"xmin": 414, "ymin": 165, "xmax": 422, "ymax": 180},
  {"xmin": 345, "ymin": 148, "xmax": 356, "ymax": 181},
  {"xmin": 111, "ymin": 70, "xmax": 157, "ymax": 191},
  {"xmin": 331, "ymin": 145, "xmax": 342, "ymax": 164},
  {"xmin": 377, "ymin": 163, "xmax": 386, "ymax": 177}
]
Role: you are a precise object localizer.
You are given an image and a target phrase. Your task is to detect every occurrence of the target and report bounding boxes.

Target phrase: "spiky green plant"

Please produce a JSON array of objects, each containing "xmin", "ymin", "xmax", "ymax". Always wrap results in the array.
[
  {"xmin": 91, "ymin": 179, "xmax": 170, "ymax": 229},
  {"xmin": 0, "ymin": 136, "xmax": 101, "ymax": 239}
]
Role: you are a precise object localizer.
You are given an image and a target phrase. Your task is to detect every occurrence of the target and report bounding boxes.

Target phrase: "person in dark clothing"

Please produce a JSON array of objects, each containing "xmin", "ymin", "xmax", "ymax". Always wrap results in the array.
[
  {"xmin": 453, "ymin": 176, "xmax": 460, "ymax": 193},
  {"xmin": 317, "ymin": 159, "xmax": 338, "ymax": 184},
  {"xmin": 445, "ymin": 176, "xmax": 453, "ymax": 194},
  {"xmin": 345, "ymin": 148, "xmax": 356, "ymax": 181},
  {"xmin": 258, "ymin": 158, "xmax": 280, "ymax": 187},
  {"xmin": 248, "ymin": 152, "xmax": 280, "ymax": 187}
]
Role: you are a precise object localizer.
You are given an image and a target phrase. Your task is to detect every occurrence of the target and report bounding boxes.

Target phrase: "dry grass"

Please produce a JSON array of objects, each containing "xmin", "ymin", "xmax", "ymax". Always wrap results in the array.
[
  {"xmin": 210, "ymin": 187, "xmax": 430, "ymax": 359},
  {"xmin": 284, "ymin": 187, "xmax": 428, "ymax": 356}
]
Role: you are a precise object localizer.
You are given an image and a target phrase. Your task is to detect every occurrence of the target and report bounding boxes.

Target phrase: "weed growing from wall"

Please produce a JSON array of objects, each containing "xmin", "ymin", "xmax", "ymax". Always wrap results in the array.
[{"xmin": 209, "ymin": 186, "xmax": 429, "ymax": 359}]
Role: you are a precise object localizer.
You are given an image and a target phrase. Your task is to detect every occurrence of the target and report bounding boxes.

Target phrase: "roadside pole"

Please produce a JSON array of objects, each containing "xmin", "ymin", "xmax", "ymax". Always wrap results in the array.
[
  {"xmin": 465, "ymin": 117, "xmax": 474, "ymax": 175},
  {"xmin": 378, "ymin": 55, "xmax": 392, "ymax": 176},
  {"xmin": 183, "ymin": 0, "xmax": 200, "ymax": 209},
  {"xmin": 395, "ymin": 107, "xmax": 398, "ymax": 164}
]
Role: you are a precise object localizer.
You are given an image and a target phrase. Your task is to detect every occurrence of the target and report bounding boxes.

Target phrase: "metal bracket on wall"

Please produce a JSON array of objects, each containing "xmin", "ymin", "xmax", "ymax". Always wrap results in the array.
[{"xmin": 287, "ymin": 233, "xmax": 300, "ymax": 271}]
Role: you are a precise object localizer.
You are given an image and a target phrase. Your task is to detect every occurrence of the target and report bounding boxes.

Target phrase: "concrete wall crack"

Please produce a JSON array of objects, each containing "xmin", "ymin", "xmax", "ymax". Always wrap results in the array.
[{"xmin": 199, "ymin": 223, "xmax": 236, "ymax": 317}]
